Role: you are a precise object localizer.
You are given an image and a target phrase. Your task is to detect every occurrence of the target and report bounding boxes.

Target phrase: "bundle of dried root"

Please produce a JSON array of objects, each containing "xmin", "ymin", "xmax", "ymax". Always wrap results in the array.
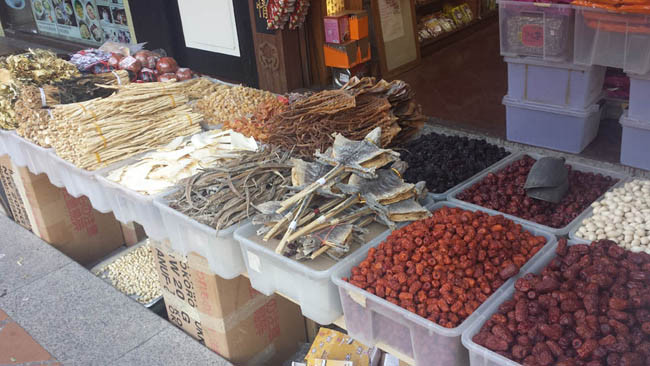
[
  {"xmin": 167, "ymin": 147, "xmax": 293, "ymax": 231},
  {"xmin": 50, "ymin": 84, "xmax": 202, "ymax": 170},
  {"xmin": 104, "ymin": 78, "xmax": 223, "ymax": 101},
  {"xmin": 195, "ymin": 84, "xmax": 283, "ymax": 127}
]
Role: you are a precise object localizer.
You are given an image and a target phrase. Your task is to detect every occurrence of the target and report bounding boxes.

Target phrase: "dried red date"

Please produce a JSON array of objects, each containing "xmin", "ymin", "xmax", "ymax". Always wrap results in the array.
[{"xmin": 473, "ymin": 240, "xmax": 650, "ymax": 365}]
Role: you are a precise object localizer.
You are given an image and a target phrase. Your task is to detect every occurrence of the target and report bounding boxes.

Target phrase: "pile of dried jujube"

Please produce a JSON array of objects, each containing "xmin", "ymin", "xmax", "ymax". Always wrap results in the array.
[
  {"xmin": 456, "ymin": 155, "xmax": 618, "ymax": 228},
  {"xmin": 345, "ymin": 206, "xmax": 547, "ymax": 328},
  {"xmin": 473, "ymin": 238, "xmax": 650, "ymax": 366}
]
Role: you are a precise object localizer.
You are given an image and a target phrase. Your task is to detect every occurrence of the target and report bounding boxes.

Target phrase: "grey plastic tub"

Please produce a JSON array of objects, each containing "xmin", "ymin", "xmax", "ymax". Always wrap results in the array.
[
  {"xmin": 620, "ymin": 112, "xmax": 650, "ymax": 171},
  {"xmin": 331, "ymin": 201, "xmax": 557, "ymax": 366},
  {"xmin": 448, "ymin": 152, "xmax": 628, "ymax": 236}
]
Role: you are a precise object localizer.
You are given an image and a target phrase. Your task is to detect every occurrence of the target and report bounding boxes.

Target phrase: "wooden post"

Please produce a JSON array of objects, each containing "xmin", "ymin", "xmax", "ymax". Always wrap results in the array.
[{"xmin": 248, "ymin": 0, "xmax": 307, "ymax": 93}]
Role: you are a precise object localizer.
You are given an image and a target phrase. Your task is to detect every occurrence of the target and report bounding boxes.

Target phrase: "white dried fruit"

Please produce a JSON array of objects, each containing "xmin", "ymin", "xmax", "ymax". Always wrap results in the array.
[{"xmin": 100, "ymin": 242, "xmax": 161, "ymax": 304}]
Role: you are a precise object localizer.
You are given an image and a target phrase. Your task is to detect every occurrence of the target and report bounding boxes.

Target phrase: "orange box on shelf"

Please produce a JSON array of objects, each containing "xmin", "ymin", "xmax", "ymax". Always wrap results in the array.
[
  {"xmin": 345, "ymin": 10, "xmax": 369, "ymax": 40},
  {"xmin": 358, "ymin": 37, "xmax": 371, "ymax": 61},
  {"xmin": 324, "ymin": 40, "xmax": 359, "ymax": 68}
]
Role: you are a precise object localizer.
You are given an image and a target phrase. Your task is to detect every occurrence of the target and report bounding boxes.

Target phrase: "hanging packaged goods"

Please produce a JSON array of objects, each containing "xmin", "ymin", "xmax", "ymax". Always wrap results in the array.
[{"xmin": 267, "ymin": 0, "xmax": 311, "ymax": 30}]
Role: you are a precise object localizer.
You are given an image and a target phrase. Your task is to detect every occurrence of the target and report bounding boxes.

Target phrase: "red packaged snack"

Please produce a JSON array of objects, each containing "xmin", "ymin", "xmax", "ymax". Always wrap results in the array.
[
  {"xmin": 156, "ymin": 57, "xmax": 179, "ymax": 74},
  {"xmin": 139, "ymin": 68, "xmax": 156, "ymax": 82},
  {"xmin": 157, "ymin": 72, "xmax": 178, "ymax": 82},
  {"xmin": 119, "ymin": 56, "xmax": 142, "ymax": 74},
  {"xmin": 134, "ymin": 50, "xmax": 159, "ymax": 69},
  {"xmin": 108, "ymin": 53, "xmax": 124, "ymax": 69},
  {"xmin": 175, "ymin": 67, "xmax": 192, "ymax": 81}
]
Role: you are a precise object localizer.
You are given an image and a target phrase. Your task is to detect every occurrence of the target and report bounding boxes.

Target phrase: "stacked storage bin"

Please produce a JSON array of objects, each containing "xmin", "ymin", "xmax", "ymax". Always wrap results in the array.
[
  {"xmin": 499, "ymin": 0, "xmax": 606, "ymax": 154},
  {"xmin": 620, "ymin": 72, "xmax": 650, "ymax": 170}
]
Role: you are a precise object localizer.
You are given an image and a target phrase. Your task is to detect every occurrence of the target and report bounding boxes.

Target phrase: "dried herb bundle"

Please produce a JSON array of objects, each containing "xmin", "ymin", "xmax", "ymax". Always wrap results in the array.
[
  {"xmin": 0, "ymin": 49, "xmax": 79, "ymax": 85},
  {"xmin": 50, "ymin": 81, "xmax": 203, "ymax": 170},
  {"xmin": 167, "ymin": 147, "xmax": 293, "ymax": 231},
  {"xmin": 0, "ymin": 81, "xmax": 19, "ymax": 130},
  {"xmin": 227, "ymin": 77, "xmax": 425, "ymax": 158}
]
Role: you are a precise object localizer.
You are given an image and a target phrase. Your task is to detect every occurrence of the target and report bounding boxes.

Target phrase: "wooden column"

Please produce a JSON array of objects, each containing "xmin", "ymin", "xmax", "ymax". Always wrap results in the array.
[{"xmin": 249, "ymin": 0, "xmax": 308, "ymax": 93}]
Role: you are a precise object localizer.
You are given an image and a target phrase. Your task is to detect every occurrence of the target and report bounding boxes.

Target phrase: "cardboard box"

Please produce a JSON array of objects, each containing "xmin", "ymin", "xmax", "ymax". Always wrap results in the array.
[
  {"xmin": 345, "ymin": 10, "xmax": 369, "ymax": 40},
  {"xmin": 324, "ymin": 14, "xmax": 350, "ymax": 44},
  {"xmin": 305, "ymin": 328, "xmax": 381, "ymax": 366},
  {"xmin": 121, "ymin": 222, "xmax": 147, "ymax": 246},
  {"xmin": 357, "ymin": 38, "xmax": 371, "ymax": 62},
  {"xmin": 324, "ymin": 41, "xmax": 359, "ymax": 69},
  {"xmin": 0, "ymin": 155, "xmax": 30, "ymax": 229},
  {"xmin": 0, "ymin": 157, "xmax": 124, "ymax": 265},
  {"xmin": 152, "ymin": 241, "xmax": 307, "ymax": 365}
]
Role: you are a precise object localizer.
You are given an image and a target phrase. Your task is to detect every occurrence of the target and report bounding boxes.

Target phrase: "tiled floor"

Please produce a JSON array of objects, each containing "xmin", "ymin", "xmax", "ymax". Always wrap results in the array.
[{"xmin": 0, "ymin": 309, "xmax": 60, "ymax": 366}]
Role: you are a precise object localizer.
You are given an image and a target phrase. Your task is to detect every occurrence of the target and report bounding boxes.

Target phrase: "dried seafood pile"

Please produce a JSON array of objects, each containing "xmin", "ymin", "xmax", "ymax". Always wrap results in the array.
[
  {"xmin": 166, "ymin": 147, "xmax": 293, "ymax": 231},
  {"xmin": 227, "ymin": 77, "xmax": 425, "ymax": 158},
  {"xmin": 196, "ymin": 84, "xmax": 283, "ymax": 127},
  {"xmin": 0, "ymin": 49, "xmax": 79, "ymax": 130},
  {"xmin": 107, "ymin": 129, "xmax": 258, "ymax": 195},
  {"xmin": 49, "ymin": 81, "xmax": 203, "ymax": 170},
  {"xmin": 254, "ymin": 128, "xmax": 430, "ymax": 261},
  {"xmin": 15, "ymin": 71, "xmax": 129, "ymax": 147}
]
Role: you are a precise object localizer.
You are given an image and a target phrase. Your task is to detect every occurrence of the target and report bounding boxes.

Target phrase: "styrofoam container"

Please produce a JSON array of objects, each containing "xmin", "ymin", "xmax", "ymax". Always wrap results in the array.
[
  {"xmin": 234, "ymin": 221, "xmax": 391, "ymax": 325},
  {"xmin": 628, "ymin": 72, "xmax": 650, "ymax": 122},
  {"xmin": 448, "ymin": 152, "xmax": 628, "ymax": 236},
  {"xmin": 499, "ymin": 0, "xmax": 574, "ymax": 62},
  {"xmin": 0, "ymin": 129, "xmax": 10, "ymax": 156},
  {"xmin": 574, "ymin": 7, "xmax": 650, "ymax": 75},
  {"xmin": 620, "ymin": 112, "xmax": 650, "ymax": 170},
  {"xmin": 462, "ymin": 238, "xmax": 590, "ymax": 366},
  {"xmin": 505, "ymin": 57, "xmax": 606, "ymax": 108},
  {"xmin": 503, "ymin": 95, "xmax": 602, "ymax": 153},
  {"xmin": 153, "ymin": 192, "xmax": 247, "ymax": 280},
  {"xmin": 331, "ymin": 201, "xmax": 557, "ymax": 366},
  {"xmin": 96, "ymin": 169, "xmax": 172, "ymax": 240},
  {"xmin": 426, "ymin": 146, "xmax": 517, "ymax": 202}
]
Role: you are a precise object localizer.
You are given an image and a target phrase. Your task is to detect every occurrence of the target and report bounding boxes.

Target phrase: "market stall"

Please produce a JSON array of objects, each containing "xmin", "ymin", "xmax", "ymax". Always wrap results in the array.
[{"xmin": 1, "ymin": 45, "xmax": 649, "ymax": 366}]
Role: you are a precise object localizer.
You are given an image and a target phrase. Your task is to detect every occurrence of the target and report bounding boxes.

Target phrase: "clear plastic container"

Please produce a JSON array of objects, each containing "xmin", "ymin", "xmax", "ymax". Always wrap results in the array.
[
  {"xmin": 505, "ymin": 57, "xmax": 606, "ymax": 108},
  {"xmin": 499, "ymin": 0, "xmax": 575, "ymax": 62},
  {"xmin": 461, "ymin": 239, "xmax": 589, "ymax": 366},
  {"xmin": 153, "ymin": 191, "xmax": 247, "ymax": 280},
  {"xmin": 574, "ymin": 7, "xmax": 650, "ymax": 75},
  {"xmin": 96, "ymin": 169, "xmax": 173, "ymax": 241},
  {"xmin": 503, "ymin": 95, "xmax": 602, "ymax": 154},
  {"xmin": 331, "ymin": 201, "xmax": 557, "ymax": 366},
  {"xmin": 234, "ymin": 221, "xmax": 391, "ymax": 325},
  {"xmin": 448, "ymin": 152, "xmax": 628, "ymax": 236},
  {"xmin": 628, "ymin": 72, "xmax": 650, "ymax": 122},
  {"xmin": 619, "ymin": 112, "xmax": 650, "ymax": 170}
]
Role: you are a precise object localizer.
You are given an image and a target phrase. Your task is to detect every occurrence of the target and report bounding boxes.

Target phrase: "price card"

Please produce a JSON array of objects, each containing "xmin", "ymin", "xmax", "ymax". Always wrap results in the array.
[{"xmin": 521, "ymin": 24, "xmax": 544, "ymax": 48}]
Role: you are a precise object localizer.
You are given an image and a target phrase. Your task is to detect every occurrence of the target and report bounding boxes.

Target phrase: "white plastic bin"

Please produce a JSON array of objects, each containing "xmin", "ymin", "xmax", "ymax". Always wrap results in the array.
[
  {"xmin": 628, "ymin": 72, "xmax": 650, "ymax": 122},
  {"xmin": 462, "ymin": 239, "xmax": 589, "ymax": 366},
  {"xmin": 499, "ymin": 0, "xmax": 574, "ymax": 61},
  {"xmin": 574, "ymin": 7, "xmax": 650, "ymax": 75},
  {"xmin": 331, "ymin": 201, "xmax": 557, "ymax": 366},
  {"xmin": 234, "ymin": 221, "xmax": 391, "ymax": 325},
  {"xmin": 503, "ymin": 95, "xmax": 602, "ymax": 153},
  {"xmin": 96, "ymin": 170, "xmax": 171, "ymax": 241},
  {"xmin": 153, "ymin": 192, "xmax": 247, "ymax": 280},
  {"xmin": 448, "ymin": 152, "xmax": 628, "ymax": 236},
  {"xmin": 620, "ymin": 112, "xmax": 650, "ymax": 170},
  {"xmin": 506, "ymin": 57, "xmax": 605, "ymax": 108}
]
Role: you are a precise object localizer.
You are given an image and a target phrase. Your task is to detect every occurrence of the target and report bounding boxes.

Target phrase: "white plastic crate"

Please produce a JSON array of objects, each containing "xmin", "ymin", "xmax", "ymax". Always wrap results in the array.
[
  {"xmin": 234, "ymin": 221, "xmax": 391, "ymax": 325},
  {"xmin": 499, "ymin": 0, "xmax": 574, "ymax": 62},
  {"xmin": 506, "ymin": 57, "xmax": 605, "ymax": 108},
  {"xmin": 574, "ymin": 7, "xmax": 650, "ymax": 75},
  {"xmin": 503, "ymin": 95, "xmax": 602, "ymax": 153},
  {"xmin": 153, "ymin": 193, "xmax": 247, "ymax": 280},
  {"xmin": 331, "ymin": 201, "xmax": 557, "ymax": 366},
  {"xmin": 462, "ymin": 239, "xmax": 589, "ymax": 366},
  {"xmin": 620, "ymin": 112, "xmax": 650, "ymax": 170},
  {"xmin": 628, "ymin": 72, "xmax": 650, "ymax": 122},
  {"xmin": 448, "ymin": 152, "xmax": 628, "ymax": 236},
  {"xmin": 95, "ymin": 172, "xmax": 172, "ymax": 240}
]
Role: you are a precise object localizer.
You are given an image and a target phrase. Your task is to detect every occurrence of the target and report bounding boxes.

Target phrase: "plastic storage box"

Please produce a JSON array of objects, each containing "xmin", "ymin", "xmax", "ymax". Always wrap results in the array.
[
  {"xmin": 462, "ymin": 239, "xmax": 589, "ymax": 366},
  {"xmin": 331, "ymin": 201, "xmax": 557, "ymax": 366},
  {"xmin": 96, "ymin": 170, "xmax": 172, "ymax": 241},
  {"xmin": 620, "ymin": 112, "xmax": 650, "ymax": 170},
  {"xmin": 574, "ymin": 7, "xmax": 650, "ymax": 75},
  {"xmin": 505, "ymin": 57, "xmax": 605, "ymax": 108},
  {"xmin": 628, "ymin": 72, "xmax": 650, "ymax": 122},
  {"xmin": 499, "ymin": 0, "xmax": 575, "ymax": 62},
  {"xmin": 234, "ymin": 221, "xmax": 391, "ymax": 325},
  {"xmin": 503, "ymin": 95, "xmax": 602, "ymax": 153},
  {"xmin": 153, "ymin": 192, "xmax": 247, "ymax": 280},
  {"xmin": 448, "ymin": 152, "xmax": 628, "ymax": 236}
]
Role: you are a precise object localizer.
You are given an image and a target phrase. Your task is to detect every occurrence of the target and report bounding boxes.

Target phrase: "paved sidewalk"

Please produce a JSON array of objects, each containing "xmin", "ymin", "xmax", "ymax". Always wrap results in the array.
[{"xmin": 0, "ymin": 214, "xmax": 233, "ymax": 366}]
